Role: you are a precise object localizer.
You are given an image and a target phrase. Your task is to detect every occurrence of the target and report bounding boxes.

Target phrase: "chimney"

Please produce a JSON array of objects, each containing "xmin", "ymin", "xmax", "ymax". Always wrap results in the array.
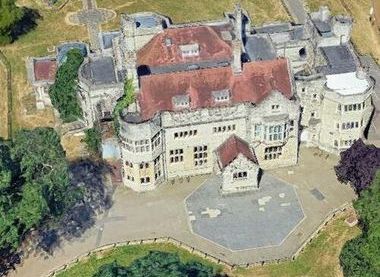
[
  {"xmin": 234, "ymin": 3, "xmax": 243, "ymax": 42},
  {"xmin": 232, "ymin": 39, "xmax": 242, "ymax": 74}
]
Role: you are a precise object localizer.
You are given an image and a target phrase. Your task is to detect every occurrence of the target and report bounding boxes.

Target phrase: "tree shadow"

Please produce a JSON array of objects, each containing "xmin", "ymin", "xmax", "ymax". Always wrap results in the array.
[
  {"xmin": 10, "ymin": 8, "xmax": 41, "ymax": 42},
  {"xmin": 36, "ymin": 159, "xmax": 114, "ymax": 255}
]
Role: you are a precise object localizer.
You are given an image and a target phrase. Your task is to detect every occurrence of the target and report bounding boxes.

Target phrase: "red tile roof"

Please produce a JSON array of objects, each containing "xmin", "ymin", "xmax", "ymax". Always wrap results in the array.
[
  {"xmin": 33, "ymin": 59, "xmax": 57, "ymax": 82},
  {"xmin": 137, "ymin": 25, "xmax": 233, "ymax": 67},
  {"xmin": 138, "ymin": 58, "xmax": 292, "ymax": 120},
  {"xmin": 216, "ymin": 135, "xmax": 258, "ymax": 169}
]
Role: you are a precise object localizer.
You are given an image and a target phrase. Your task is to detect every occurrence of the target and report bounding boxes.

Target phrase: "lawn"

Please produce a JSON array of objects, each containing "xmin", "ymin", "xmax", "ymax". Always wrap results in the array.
[
  {"xmin": 56, "ymin": 243, "xmax": 224, "ymax": 277},
  {"xmin": 306, "ymin": 0, "xmax": 380, "ymax": 63},
  {"xmin": 57, "ymin": 210, "xmax": 360, "ymax": 277}
]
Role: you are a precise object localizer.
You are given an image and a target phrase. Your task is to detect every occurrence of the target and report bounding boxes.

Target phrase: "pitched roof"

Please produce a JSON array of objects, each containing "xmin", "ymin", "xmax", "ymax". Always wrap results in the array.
[
  {"xmin": 216, "ymin": 135, "xmax": 258, "ymax": 169},
  {"xmin": 33, "ymin": 59, "xmax": 57, "ymax": 82},
  {"xmin": 138, "ymin": 58, "xmax": 292, "ymax": 120},
  {"xmin": 137, "ymin": 25, "xmax": 233, "ymax": 67}
]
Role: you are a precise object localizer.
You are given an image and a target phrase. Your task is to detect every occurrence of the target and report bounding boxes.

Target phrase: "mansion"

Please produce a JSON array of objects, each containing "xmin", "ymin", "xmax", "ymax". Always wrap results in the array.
[{"xmin": 29, "ymin": 5, "xmax": 375, "ymax": 192}]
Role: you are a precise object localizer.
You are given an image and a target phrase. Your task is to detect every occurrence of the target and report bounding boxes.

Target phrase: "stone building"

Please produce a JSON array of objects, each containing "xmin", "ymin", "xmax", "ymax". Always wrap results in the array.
[{"xmin": 27, "ymin": 5, "xmax": 375, "ymax": 191}]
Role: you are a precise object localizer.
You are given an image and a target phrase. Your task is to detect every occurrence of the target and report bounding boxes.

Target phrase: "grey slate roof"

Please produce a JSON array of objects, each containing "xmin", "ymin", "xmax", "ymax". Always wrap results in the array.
[
  {"xmin": 254, "ymin": 23, "xmax": 292, "ymax": 34},
  {"xmin": 244, "ymin": 35, "xmax": 276, "ymax": 61},
  {"xmin": 81, "ymin": 56, "xmax": 117, "ymax": 85},
  {"xmin": 318, "ymin": 45, "xmax": 357, "ymax": 75}
]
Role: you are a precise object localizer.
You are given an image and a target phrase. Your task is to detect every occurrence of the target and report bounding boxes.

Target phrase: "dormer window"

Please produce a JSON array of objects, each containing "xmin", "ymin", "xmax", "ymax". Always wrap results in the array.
[
  {"xmin": 180, "ymin": 43, "xmax": 199, "ymax": 58},
  {"xmin": 172, "ymin": 95, "xmax": 190, "ymax": 109},
  {"xmin": 212, "ymin": 90, "xmax": 230, "ymax": 103},
  {"xmin": 165, "ymin": 38, "xmax": 172, "ymax": 46}
]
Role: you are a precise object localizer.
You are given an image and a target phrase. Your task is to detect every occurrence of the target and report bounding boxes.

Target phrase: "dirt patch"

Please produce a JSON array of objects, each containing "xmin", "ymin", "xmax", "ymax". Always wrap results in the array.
[
  {"xmin": 0, "ymin": 64, "xmax": 8, "ymax": 139},
  {"xmin": 61, "ymin": 132, "xmax": 89, "ymax": 161}
]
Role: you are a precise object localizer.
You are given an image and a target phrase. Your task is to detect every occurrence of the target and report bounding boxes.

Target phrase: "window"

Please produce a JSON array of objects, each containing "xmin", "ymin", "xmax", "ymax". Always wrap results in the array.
[
  {"xmin": 139, "ymin": 162, "xmax": 149, "ymax": 169},
  {"xmin": 180, "ymin": 43, "xmax": 199, "ymax": 57},
  {"xmin": 266, "ymin": 125, "xmax": 284, "ymax": 141},
  {"xmin": 313, "ymin": 93, "xmax": 317, "ymax": 99},
  {"xmin": 301, "ymin": 87, "xmax": 306, "ymax": 93},
  {"xmin": 153, "ymin": 156, "xmax": 162, "ymax": 180},
  {"xmin": 212, "ymin": 90, "xmax": 230, "ymax": 102},
  {"xmin": 311, "ymin": 112, "xmax": 315, "ymax": 117},
  {"xmin": 233, "ymin": 171, "xmax": 248, "ymax": 180},
  {"xmin": 140, "ymin": 177, "xmax": 150, "ymax": 184},
  {"xmin": 174, "ymin": 130, "xmax": 198, "ymax": 139},
  {"xmin": 299, "ymin": 47, "xmax": 307, "ymax": 59},
  {"xmin": 264, "ymin": 146, "xmax": 282, "ymax": 160},
  {"xmin": 151, "ymin": 132, "xmax": 161, "ymax": 150},
  {"xmin": 169, "ymin": 149, "xmax": 184, "ymax": 163},
  {"xmin": 344, "ymin": 102, "xmax": 366, "ymax": 113},
  {"xmin": 342, "ymin": 121, "xmax": 359, "ymax": 130},
  {"xmin": 254, "ymin": 124, "xmax": 262, "ymax": 138},
  {"xmin": 271, "ymin": 104, "xmax": 280, "ymax": 110},
  {"xmin": 194, "ymin": 145, "xmax": 208, "ymax": 166},
  {"xmin": 125, "ymin": 161, "xmax": 133, "ymax": 168},
  {"xmin": 213, "ymin": 124, "xmax": 236, "ymax": 133}
]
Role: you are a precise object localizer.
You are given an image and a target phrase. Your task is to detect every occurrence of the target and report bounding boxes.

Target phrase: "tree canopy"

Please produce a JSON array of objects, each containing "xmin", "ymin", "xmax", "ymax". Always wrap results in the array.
[
  {"xmin": 49, "ymin": 49, "xmax": 84, "ymax": 123},
  {"xmin": 340, "ymin": 171, "xmax": 380, "ymax": 277},
  {"xmin": 93, "ymin": 251, "xmax": 217, "ymax": 277},
  {"xmin": 0, "ymin": 0, "xmax": 24, "ymax": 45},
  {"xmin": 335, "ymin": 139, "xmax": 380, "ymax": 193},
  {"xmin": 0, "ymin": 128, "xmax": 78, "ymax": 252}
]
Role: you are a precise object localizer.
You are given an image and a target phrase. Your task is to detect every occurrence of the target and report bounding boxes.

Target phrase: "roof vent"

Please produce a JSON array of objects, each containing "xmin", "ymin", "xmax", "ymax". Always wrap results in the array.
[{"xmin": 165, "ymin": 38, "xmax": 172, "ymax": 46}]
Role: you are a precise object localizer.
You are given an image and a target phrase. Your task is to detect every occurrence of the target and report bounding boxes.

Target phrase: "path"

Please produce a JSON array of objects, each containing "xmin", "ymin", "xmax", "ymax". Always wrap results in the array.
[
  {"xmin": 8, "ymin": 147, "xmax": 355, "ymax": 277},
  {"xmin": 67, "ymin": 0, "xmax": 115, "ymax": 51},
  {"xmin": 281, "ymin": 0, "xmax": 307, "ymax": 24},
  {"xmin": 0, "ymin": 50, "xmax": 12, "ymax": 140}
]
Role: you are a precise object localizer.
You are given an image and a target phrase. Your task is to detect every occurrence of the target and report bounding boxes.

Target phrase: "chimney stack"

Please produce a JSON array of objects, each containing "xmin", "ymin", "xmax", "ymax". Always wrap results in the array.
[{"xmin": 232, "ymin": 39, "xmax": 242, "ymax": 74}]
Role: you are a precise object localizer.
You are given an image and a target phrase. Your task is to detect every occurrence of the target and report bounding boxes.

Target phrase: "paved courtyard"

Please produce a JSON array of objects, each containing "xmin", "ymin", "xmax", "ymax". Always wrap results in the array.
[
  {"xmin": 9, "ymin": 147, "xmax": 356, "ymax": 277},
  {"xmin": 185, "ymin": 174, "xmax": 304, "ymax": 250}
]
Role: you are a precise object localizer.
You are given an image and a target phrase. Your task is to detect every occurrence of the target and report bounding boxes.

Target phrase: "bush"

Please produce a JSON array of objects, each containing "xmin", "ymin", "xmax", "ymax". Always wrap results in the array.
[
  {"xmin": 92, "ymin": 251, "xmax": 217, "ymax": 277},
  {"xmin": 83, "ymin": 127, "xmax": 101, "ymax": 154},
  {"xmin": 49, "ymin": 49, "xmax": 84, "ymax": 123}
]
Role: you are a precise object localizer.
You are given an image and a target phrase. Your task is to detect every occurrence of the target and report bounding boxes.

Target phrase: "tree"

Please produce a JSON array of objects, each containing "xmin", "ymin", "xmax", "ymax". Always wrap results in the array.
[
  {"xmin": 0, "ymin": 0, "xmax": 24, "ymax": 45},
  {"xmin": 340, "ymin": 171, "xmax": 380, "ymax": 276},
  {"xmin": 83, "ymin": 127, "xmax": 101, "ymax": 154},
  {"xmin": 93, "ymin": 261, "xmax": 128, "ymax": 277},
  {"xmin": 49, "ymin": 49, "xmax": 84, "ymax": 123},
  {"xmin": 92, "ymin": 251, "xmax": 217, "ymax": 277},
  {"xmin": 335, "ymin": 139, "xmax": 380, "ymax": 193}
]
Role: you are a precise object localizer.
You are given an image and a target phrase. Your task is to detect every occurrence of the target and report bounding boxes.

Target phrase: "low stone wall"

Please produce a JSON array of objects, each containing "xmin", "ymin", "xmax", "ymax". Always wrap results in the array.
[{"xmin": 45, "ymin": 202, "xmax": 353, "ymax": 276}]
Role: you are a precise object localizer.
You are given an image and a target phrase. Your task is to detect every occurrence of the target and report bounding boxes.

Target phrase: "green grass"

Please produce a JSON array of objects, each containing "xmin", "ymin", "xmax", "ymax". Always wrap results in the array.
[
  {"xmin": 56, "ymin": 243, "xmax": 223, "ymax": 277},
  {"xmin": 235, "ymin": 213, "xmax": 361, "ymax": 277}
]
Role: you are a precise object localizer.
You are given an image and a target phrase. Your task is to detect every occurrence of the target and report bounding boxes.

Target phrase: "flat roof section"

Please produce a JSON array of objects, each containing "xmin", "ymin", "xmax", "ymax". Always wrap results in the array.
[
  {"xmin": 320, "ymin": 45, "xmax": 357, "ymax": 74},
  {"xmin": 33, "ymin": 58, "xmax": 57, "ymax": 82},
  {"xmin": 244, "ymin": 35, "xmax": 276, "ymax": 61},
  {"xmin": 135, "ymin": 15, "xmax": 160, "ymax": 28},
  {"xmin": 81, "ymin": 57, "xmax": 117, "ymax": 86}
]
